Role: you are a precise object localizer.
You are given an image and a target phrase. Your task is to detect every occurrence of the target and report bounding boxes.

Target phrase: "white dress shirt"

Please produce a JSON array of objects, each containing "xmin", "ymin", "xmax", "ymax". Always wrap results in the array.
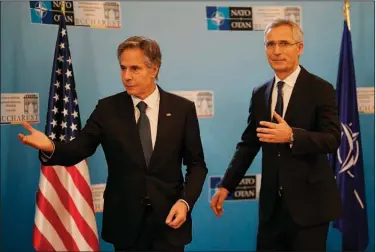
[
  {"xmin": 270, "ymin": 65, "xmax": 301, "ymax": 118},
  {"xmin": 131, "ymin": 86, "xmax": 160, "ymax": 150}
]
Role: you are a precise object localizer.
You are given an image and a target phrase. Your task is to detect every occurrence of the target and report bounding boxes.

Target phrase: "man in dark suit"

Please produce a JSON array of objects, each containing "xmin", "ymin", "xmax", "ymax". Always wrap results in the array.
[
  {"xmin": 210, "ymin": 19, "xmax": 343, "ymax": 251},
  {"xmin": 18, "ymin": 36, "xmax": 208, "ymax": 251}
]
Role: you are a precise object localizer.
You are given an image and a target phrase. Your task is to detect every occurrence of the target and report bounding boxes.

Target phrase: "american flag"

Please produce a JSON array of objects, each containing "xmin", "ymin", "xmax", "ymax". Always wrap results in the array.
[{"xmin": 32, "ymin": 15, "xmax": 100, "ymax": 251}]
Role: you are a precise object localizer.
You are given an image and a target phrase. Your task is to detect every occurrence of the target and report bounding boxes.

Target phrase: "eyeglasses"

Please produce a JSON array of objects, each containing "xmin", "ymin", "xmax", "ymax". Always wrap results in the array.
[{"xmin": 265, "ymin": 41, "xmax": 301, "ymax": 50}]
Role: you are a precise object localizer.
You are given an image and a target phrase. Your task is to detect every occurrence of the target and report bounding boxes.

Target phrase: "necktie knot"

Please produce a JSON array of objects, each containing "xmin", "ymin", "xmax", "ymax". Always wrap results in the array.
[
  {"xmin": 137, "ymin": 101, "xmax": 147, "ymax": 113},
  {"xmin": 277, "ymin": 81, "xmax": 285, "ymax": 91}
]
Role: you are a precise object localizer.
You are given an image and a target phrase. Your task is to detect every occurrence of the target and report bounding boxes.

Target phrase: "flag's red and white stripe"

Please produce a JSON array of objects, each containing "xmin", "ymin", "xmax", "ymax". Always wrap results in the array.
[{"xmin": 33, "ymin": 161, "xmax": 99, "ymax": 251}]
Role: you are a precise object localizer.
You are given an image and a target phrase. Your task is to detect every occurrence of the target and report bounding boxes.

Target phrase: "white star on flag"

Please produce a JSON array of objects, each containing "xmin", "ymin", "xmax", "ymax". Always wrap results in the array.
[
  {"xmin": 72, "ymin": 110, "xmax": 78, "ymax": 118},
  {"xmin": 60, "ymin": 28, "xmax": 66, "ymax": 37},
  {"xmin": 61, "ymin": 121, "xmax": 67, "ymax": 129},
  {"xmin": 63, "ymin": 96, "xmax": 69, "ymax": 103},
  {"xmin": 49, "ymin": 132, "xmax": 56, "ymax": 140},
  {"xmin": 66, "ymin": 69, "xmax": 72, "ymax": 78},
  {"xmin": 50, "ymin": 119, "xmax": 57, "ymax": 127},
  {"xmin": 70, "ymin": 123, "xmax": 77, "ymax": 132},
  {"xmin": 52, "ymin": 106, "xmax": 58, "ymax": 114},
  {"xmin": 62, "ymin": 108, "xmax": 68, "ymax": 116}
]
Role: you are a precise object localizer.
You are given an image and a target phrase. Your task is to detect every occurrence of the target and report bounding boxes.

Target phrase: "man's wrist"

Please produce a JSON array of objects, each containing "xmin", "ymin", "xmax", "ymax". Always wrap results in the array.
[
  {"xmin": 177, "ymin": 199, "xmax": 190, "ymax": 212},
  {"xmin": 289, "ymin": 128, "xmax": 294, "ymax": 143}
]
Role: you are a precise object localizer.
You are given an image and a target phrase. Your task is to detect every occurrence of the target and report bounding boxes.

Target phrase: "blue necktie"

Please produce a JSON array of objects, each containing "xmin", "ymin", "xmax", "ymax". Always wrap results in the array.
[
  {"xmin": 273, "ymin": 81, "xmax": 285, "ymax": 122},
  {"xmin": 137, "ymin": 101, "xmax": 153, "ymax": 168}
]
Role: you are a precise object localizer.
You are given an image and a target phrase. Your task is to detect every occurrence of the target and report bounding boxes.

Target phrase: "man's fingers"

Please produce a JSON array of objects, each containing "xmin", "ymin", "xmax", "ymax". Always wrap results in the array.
[
  {"xmin": 215, "ymin": 194, "xmax": 226, "ymax": 216},
  {"xmin": 273, "ymin": 111, "xmax": 285, "ymax": 123},
  {"xmin": 256, "ymin": 127, "xmax": 276, "ymax": 134},
  {"xmin": 217, "ymin": 193, "xmax": 227, "ymax": 210},
  {"xmin": 210, "ymin": 194, "xmax": 222, "ymax": 217},
  {"xmin": 257, "ymin": 133, "xmax": 274, "ymax": 139},
  {"xmin": 21, "ymin": 121, "xmax": 34, "ymax": 133},
  {"xmin": 210, "ymin": 198, "xmax": 218, "ymax": 214},
  {"xmin": 18, "ymin": 133, "xmax": 28, "ymax": 144},
  {"xmin": 259, "ymin": 121, "xmax": 277, "ymax": 129},
  {"xmin": 165, "ymin": 208, "xmax": 176, "ymax": 224},
  {"xmin": 169, "ymin": 214, "xmax": 185, "ymax": 229},
  {"xmin": 259, "ymin": 138, "xmax": 273, "ymax": 143}
]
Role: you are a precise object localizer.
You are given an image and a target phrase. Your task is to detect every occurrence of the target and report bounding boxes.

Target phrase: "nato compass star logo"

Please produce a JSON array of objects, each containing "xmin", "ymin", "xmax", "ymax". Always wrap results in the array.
[
  {"xmin": 30, "ymin": 1, "xmax": 53, "ymax": 24},
  {"xmin": 336, "ymin": 122, "xmax": 366, "ymax": 209},
  {"xmin": 211, "ymin": 11, "xmax": 225, "ymax": 26},
  {"xmin": 206, "ymin": 6, "xmax": 230, "ymax": 30},
  {"xmin": 34, "ymin": 2, "xmax": 48, "ymax": 19},
  {"xmin": 337, "ymin": 122, "xmax": 360, "ymax": 175}
]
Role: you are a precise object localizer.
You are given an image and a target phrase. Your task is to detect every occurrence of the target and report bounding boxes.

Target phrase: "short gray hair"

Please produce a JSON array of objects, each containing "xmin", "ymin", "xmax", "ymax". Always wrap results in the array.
[
  {"xmin": 264, "ymin": 19, "xmax": 303, "ymax": 43},
  {"xmin": 117, "ymin": 36, "xmax": 162, "ymax": 80}
]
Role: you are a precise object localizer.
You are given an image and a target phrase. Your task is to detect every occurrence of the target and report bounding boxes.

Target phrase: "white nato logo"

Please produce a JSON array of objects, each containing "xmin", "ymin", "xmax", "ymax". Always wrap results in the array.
[
  {"xmin": 211, "ymin": 11, "xmax": 225, "ymax": 26},
  {"xmin": 34, "ymin": 2, "xmax": 48, "ymax": 19}
]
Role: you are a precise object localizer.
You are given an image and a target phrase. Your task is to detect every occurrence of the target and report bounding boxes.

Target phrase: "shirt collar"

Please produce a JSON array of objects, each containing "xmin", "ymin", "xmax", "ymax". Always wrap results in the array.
[
  {"xmin": 274, "ymin": 65, "xmax": 301, "ymax": 88},
  {"xmin": 131, "ymin": 85, "xmax": 160, "ymax": 109}
]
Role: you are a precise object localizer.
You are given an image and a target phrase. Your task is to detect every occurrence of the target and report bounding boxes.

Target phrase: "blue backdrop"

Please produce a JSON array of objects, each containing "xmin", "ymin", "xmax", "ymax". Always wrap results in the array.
[{"xmin": 1, "ymin": 1, "xmax": 374, "ymax": 251}]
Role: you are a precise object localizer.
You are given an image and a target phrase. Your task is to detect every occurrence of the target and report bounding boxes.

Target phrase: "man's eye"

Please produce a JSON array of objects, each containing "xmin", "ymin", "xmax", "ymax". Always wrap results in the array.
[{"xmin": 280, "ymin": 41, "xmax": 289, "ymax": 46}]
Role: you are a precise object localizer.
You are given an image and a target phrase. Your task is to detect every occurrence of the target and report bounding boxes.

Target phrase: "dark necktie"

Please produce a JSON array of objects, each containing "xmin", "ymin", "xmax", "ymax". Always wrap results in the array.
[
  {"xmin": 273, "ymin": 81, "xmax": 285, "ymax": 122},
  {"xmin": 137, "ymin": 101, "xmax": 153, "ymax": 167},
  {"xmin": 273, "ymin": 81, "xmax": 285, "ymax": 189}
]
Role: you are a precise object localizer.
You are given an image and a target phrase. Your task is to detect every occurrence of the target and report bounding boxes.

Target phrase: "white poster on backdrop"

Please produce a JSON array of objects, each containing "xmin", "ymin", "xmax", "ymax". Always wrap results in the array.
[
  {"xmin": 252, "ymin": 6, "xmax": 302, "ymax": 30},
  {"xmin": 1, "ymin": 93, "xmax": 40, "ymax": 124},
  {"xmin": 170, "ymin": 90, "xmax": 214, "ymax": 118},
  {"xmin": 91, "ymin": 183, "xmax": 106, "ymax": 213},
  {"xmin": 357, "ymin": 87, "xmax": 374, "ymax": 114}
]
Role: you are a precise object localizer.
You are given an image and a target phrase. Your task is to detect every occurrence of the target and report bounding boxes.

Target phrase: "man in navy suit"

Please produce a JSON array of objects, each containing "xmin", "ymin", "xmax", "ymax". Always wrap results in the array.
[
  {"xmin": 19, "ymin": 36, "xmax": 208, "ymax": 251},
  {"xmin": 211, "ymin": 19, "xmax": 343, "ymax": 251}
]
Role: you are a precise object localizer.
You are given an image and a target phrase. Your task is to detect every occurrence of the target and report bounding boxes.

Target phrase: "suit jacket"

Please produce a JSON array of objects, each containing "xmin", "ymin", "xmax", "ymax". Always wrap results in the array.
[
  {"xmin": 40, "ymin": 86, "xmax": 208, "ymax": 246},
  {"xmin": 220, "ymin": 66, "xmax": 343, "ymax": 227}
]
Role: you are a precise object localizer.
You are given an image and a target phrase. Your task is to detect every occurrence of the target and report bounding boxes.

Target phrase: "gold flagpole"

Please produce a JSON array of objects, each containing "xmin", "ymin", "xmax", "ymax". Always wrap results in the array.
[
  {"xmin": 61, "ymin": 1, "xmax": 66, "ymax": 16},
  {"xmin": 344, "ymin": 0, "xmax": 351, "ymax": 31}
]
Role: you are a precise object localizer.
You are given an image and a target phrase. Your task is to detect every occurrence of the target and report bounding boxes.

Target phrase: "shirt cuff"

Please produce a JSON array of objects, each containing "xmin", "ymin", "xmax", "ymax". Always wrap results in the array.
[
  {"xmin": 178, "ymin": 199, "xmax": 190, "ymax": 212},
  {"xmin": 40, "ymin": 141, "xmax": 55, "ymax": 162}
]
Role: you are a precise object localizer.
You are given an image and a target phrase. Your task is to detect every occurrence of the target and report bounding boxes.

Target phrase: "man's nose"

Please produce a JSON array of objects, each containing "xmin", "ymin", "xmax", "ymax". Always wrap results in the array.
[
  {"xmin": 124, "ymin": 69, "xmax": 132, "ymax": 80},
  {"xmin": 273, "ymin": 45, "xmax": 282, "ymax": 55}
]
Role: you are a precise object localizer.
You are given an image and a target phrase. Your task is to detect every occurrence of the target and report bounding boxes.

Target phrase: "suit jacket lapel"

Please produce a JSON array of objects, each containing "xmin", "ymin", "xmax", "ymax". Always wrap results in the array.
[
  {"xmin": 149, "ymin": 87, "xmax": 173, "ymax": 170},
  {"xmin": 120, "ymin": 92, "xmax": 146, "ymax": 170},
  {"xmin": 264, "ymin": 78, "xmax": 274, "ymax": 121},
  {"xmin": 284, "ymin": 67, "xmax": 310, "ymax": 123}
]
